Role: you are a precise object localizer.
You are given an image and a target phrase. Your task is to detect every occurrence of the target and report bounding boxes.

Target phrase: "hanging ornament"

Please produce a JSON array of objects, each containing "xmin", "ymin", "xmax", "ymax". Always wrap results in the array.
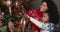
[
  {"xmin": 16, "ymin": 1, "xmax": 18, "ymax": 6},
  {"xmin": 7, "ymin": 0, "xmax": 11, "ymax": 5},
  {"xmin": 2, "ymin": 0, "xmax": 12, "ymax": 7},
  {"xmin": 9, "ymin": 7, "xmax": 12, "ymax": 16}
]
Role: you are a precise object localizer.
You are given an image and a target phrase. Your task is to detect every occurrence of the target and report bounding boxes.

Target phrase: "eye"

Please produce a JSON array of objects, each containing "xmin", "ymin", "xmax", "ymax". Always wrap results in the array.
[{"xmin": 43, "ymin": 5, "xmax": 45, "ymax": 7}]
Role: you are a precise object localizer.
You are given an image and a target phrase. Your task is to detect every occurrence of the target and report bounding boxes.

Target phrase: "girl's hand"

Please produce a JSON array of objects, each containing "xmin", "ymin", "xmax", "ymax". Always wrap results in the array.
[
  {"xmin": 24, "ymin": 13, "xmax": 30, "ymax": 23},
  {"xmin": 24, "ymin": 13, "xmax": 30, "ymax": 19}
]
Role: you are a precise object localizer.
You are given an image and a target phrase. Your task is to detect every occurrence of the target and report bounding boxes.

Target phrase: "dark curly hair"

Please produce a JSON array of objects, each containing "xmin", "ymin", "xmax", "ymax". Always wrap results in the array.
[{"xmin": 41, "ymin": 0, "xmax": 59, "ymax": 24}]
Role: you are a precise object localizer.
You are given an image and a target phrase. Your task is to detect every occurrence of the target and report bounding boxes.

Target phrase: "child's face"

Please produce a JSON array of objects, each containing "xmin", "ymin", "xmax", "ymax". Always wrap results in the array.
[{"xmin": 42, "ymin": 13, "xmax": 49, "ymax": 23}]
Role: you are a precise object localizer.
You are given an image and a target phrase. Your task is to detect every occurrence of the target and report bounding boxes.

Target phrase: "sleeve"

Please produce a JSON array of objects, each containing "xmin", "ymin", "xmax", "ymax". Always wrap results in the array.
[
  {"xmin": 27, "ymin": 11, "xmax": 32, "ymax": 17},
  {"xmin": 30, "ymin": 17, "xmax": 55, "ymax": 32},
  {"xmin": 30, "ymin": 17, "xmax": 44, "ymax": 28}
]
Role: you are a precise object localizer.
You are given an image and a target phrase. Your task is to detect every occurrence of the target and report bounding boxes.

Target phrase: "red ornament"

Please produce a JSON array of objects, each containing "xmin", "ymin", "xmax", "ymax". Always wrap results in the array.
[{"xmin": 17, "ymin": 12, "xmax": 22, "ymax": 16}]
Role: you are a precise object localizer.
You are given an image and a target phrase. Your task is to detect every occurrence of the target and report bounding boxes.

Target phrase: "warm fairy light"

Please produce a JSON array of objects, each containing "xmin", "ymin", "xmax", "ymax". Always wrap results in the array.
[
  {"xmin": 6, "ymin": 0, "xmax": 11, "ymax": 6},
  {"xmin": 9, "ymin": 7, "xmax": 11, "ymax": 15},
  {"xmin": 2, "ymin": 12, "xmax": 4, "ymax": 15},
  {"xmin": 16, "ymin": 1, "xmax": 18, "ymax": 6},
  {"xmin": 24, "ymin": 20, "xmax": 26, "ymax": 25}
]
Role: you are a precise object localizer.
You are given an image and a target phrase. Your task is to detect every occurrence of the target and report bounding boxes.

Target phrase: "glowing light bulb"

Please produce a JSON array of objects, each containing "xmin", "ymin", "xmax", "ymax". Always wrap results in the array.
[
  {"xmin": 16, "ymin": 1, "xmax": 18, "ymax": 6},
  {"xmin": 7, "ymin": 0, "xmax": 11, "ymax": 5}
]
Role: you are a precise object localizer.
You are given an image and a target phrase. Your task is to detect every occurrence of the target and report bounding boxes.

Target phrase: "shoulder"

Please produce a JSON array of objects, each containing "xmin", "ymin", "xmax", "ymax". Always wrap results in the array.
[{"xmin": 29, "ymin": 10, "xmax": 42, "ymax": 13}]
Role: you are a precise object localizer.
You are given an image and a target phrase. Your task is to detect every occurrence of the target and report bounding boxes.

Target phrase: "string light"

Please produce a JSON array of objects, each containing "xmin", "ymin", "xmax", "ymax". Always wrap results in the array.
[{"xmin": 6, "ymin": 0, "xmax": 11, "ymax": 6}]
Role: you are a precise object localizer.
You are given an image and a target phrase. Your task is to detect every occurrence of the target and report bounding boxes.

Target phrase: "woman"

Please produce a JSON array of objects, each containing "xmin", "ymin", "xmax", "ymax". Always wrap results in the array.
[
  {"xmin": 41, "ymin": 0, "xmax": 59, "ymax": 24},
  {"xmin": 27, "ymin": 0, "xmax": 59, "ymax": 32}
]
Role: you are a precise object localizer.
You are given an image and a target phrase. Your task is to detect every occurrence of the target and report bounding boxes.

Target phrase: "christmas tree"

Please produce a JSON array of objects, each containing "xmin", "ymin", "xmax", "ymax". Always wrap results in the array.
[{"xmin": 0, "ymin": 0, "xmax": 33, "ymax": 32}]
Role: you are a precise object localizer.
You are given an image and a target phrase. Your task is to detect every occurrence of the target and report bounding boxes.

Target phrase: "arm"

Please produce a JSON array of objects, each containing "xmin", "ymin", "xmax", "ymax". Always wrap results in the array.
[
  {"xmin": 29, "ymin": 17, "xmax": 43, "ymax": 28},
  {"xmin": 25, "ymin": 14, "xmax": 46, "ymax": 29},
  {"xmin": 30, "ymin": 17, "xmax": 55, "ymax": 32}
]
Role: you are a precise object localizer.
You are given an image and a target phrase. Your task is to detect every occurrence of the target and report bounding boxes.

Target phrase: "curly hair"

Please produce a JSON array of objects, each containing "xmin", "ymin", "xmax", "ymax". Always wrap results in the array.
[{"xmin": 41, "ymin": 0, "xmax": 59, "ymax": 24}]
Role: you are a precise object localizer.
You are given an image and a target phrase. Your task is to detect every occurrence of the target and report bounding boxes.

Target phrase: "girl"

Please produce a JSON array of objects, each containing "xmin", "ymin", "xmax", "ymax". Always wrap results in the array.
[{"xmin": 27, "ymin": 12, "xmax": 55, "ymax": 32}]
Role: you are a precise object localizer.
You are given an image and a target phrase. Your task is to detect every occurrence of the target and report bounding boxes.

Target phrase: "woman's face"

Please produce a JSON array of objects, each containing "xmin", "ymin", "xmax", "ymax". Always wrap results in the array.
[{"xmin": 40, "ymin": 2, "xmax": 48, "ymax": 12}]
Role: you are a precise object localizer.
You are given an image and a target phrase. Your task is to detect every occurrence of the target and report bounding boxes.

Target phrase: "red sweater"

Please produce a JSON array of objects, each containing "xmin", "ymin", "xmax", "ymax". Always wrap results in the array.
[{"xmin": 27, "ymin": 10, "xmax": 43, "ymax": 32}]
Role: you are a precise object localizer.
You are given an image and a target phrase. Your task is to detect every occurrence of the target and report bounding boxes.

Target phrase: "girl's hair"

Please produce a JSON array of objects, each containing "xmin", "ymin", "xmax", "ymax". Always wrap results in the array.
[{"xmin": 41, "ymin": 0, "xmax": 59, "ymax": 24}]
